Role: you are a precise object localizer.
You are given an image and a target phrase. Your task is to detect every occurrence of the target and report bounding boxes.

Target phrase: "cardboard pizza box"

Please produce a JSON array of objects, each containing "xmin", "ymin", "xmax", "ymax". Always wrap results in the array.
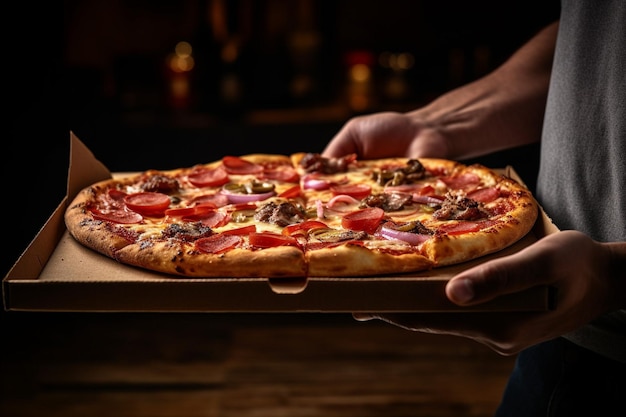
[{"xmin": 2, "ymin": 132, "xmax": 558, "ymax": 313}]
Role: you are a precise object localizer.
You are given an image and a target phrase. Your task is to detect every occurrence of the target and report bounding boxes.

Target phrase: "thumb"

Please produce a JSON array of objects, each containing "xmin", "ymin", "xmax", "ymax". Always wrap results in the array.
[
  {"xmin": 322, "ymin": 125, "xmax": 360, "ymax": 158},
  {"xmin": 445, "ymin": 277, "xmax": 476, "ymax": 305},
  {"xmin": 445, "ymin": 253, "xmax": 541, "ymax": 306}
]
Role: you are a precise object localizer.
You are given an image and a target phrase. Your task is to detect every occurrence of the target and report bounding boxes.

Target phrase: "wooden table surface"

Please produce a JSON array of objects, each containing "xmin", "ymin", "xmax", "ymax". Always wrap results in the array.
[{"xmin": 0, "ymin": 312, "xmax": 515, "ymax": 417}]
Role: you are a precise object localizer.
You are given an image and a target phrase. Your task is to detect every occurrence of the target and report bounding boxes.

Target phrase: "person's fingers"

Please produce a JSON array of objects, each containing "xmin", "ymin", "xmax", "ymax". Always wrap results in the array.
[
  {"xmin": 445, "ymin": 245, "xmax": 548, "ymax": 306},
  {"xmin": 352, "ymin": 311, "xmax": 540, "ymax": 354},
  {"xmin": 322, "ymin": 120, "xmax": 363, "ymax": 158},
  {"xmin": 323, "ymin": 112, "xmax": 417, "ymax": 159},
  {"xmin": 322, "ymin": 138, "xmax": 355, "ymax": 158}
]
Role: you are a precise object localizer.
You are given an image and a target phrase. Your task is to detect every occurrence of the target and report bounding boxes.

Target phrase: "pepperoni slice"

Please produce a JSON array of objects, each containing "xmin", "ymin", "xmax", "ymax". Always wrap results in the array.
[
  {"xmin": 107, "ymin": 189, "xmax": 128, "ymax": 202},
  {"xmin": 438, "ymin": 219, "xmax": 498, "ymax": 235},
  {"xmin": 440, "ymin": 173, "xmax": 481, "ymax": 191},
  {"xmin": 124, "ymin": 192, "xmax": 171, "ymax": 216},
  {"xmin": 282, "ymin": 220, "xmax": 328, "ymax": 236},
  {"xmin": 191, "ymin": 193, "xmax": 230, "ymax": 208},
  {"xmin": 278, "ymin": 185, "xmax": 302, "ymax": 198},
  {"xmin": 417, "ymin": 184, "xmax": 437, "ymax": 196},
  {"xmin": 187, "ymin": 167, "xmax": 229, "ymax": 187},
  {"xmin": 249, "ymin": 232, "xmax": 299, "ymax": 248},
  {"xmin": 91, "ymin": 209, "xmax": 143, "ymax": 224},
  {"xmin": 220, "ymin": 225, "xmax": 256, "ymax": 235},
  {"xmin": 221, "ymin": 156, "xmax": 263, "ymax": 175},
  {"xmin": 341, "ymin": 207, "xmax": 385, "ymax": 234},
  {"xmin": 166, "ymin": 205, "xmax": 222, "ymax": 218},
  {"xmin": 262, "ymin": 166, "xmax": 299, "ymax": 183},
  {"xmin": 183, "ymin": 209, "xmax": 229, "ymax": 228},
  {"xmin": 384, "ymin": 183, "xmax": 430, "ymax": 194},
  {"xmin": 468, "ymin": 187, "xmax": 500, "ymax": 203},
  {"xmin": 228, "ymin": 202, "xmax": 258, "ymax": 211},
  {"xmin": 330, "ymin": 183, "xmax": 372, "ymax": 200},
  {"xmin": 164, "ymin": 206, "xmax": 197, "ymax": 217},
  {"xmin": 195, "ymin": 234, "xmax": 242, "ymax": 254}
]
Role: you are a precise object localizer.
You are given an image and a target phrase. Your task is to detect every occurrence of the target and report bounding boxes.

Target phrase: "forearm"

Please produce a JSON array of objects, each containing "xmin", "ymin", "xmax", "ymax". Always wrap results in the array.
[{"xmin": 410, "ymin": 21, "xmax": 559, "ymax": 160}]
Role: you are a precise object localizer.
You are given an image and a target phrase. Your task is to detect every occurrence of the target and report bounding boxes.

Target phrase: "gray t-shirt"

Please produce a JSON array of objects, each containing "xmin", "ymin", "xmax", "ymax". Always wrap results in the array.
[{"xmin": 537, "ymin": 0, "xmax": 626, "ymax": 363}]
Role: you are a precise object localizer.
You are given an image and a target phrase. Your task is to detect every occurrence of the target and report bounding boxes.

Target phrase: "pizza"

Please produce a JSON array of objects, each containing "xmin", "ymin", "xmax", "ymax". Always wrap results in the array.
[{"xmin": 64, "ymin": 152, "xmax": 538, "ymax": 278}]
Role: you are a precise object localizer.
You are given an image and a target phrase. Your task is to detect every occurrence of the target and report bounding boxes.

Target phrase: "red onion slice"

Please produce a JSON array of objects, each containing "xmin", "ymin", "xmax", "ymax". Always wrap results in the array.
[
  {"xmin": 302, "ymin": 174, "xmax": 331, "ymax": 190},
  {"xmin": 380, "ymin": 225, "xmax": 431, "ymax": 246},
  {"xmin": 327, "ymin": 194, "xmax": 361, "ymax": 208},
  {"xmin": 387, "ymin": 206, "xmax": 420, "ymax": 219},
  {"xmin": 412, "ymin": 194, "xmax": 444, "ymax": 205},
  {"xmin": 316, "ymin": 199, "xmax": 325, "ymax": 219},
  {"xmin": 219, "ymin": 189, "xmax": 276, "ymax": 204}
]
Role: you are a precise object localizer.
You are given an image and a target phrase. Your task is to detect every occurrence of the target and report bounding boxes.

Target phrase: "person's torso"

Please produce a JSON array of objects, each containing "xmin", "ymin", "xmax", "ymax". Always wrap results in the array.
[{"xmin": 537, "ymin": 0, "xmax": 626, "ymax": 363}]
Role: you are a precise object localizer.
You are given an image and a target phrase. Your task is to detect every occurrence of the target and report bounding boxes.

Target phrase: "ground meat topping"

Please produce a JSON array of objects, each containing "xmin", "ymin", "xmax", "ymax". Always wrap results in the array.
[
  {"xmin": 299, "ymin": 153, "xmax": 355, "ymax": 174},
  {"xmin": 361, "ymin": 192, "xmax": 413, "ymax": 212},
  {"xmin": 141, "ymin": 174, "xmax": 180, "ymax": 194},
  {"xmin": 433, "ymin": 191, "xmax": 490, "ymax": 220},
  {"xmin": 385, "ymin": 220, "xmax": 434, "ymax": 235},
  {"xmin": 162, "ymin": 222, "xmax": 213, "ymax": 242},
  {"xmin": 254, "ymin": 201, "xmax": 306, "ymax": 227}
]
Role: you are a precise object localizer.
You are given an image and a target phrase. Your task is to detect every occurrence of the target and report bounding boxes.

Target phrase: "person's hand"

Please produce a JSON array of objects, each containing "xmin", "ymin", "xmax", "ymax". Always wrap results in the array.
[
  {"xmin": 322, "ymin": 111, "xmax": 449, "ymax": 159},
  {"xmin": 354, "ymin": 231, "xmax": 626, "ymax": 355}
]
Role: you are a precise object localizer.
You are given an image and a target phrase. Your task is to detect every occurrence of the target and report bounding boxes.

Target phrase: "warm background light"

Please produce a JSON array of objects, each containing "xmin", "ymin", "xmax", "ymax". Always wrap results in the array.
[{"xmin": 169, "ymin": 41, "xmax": 195, "ymax": 73}]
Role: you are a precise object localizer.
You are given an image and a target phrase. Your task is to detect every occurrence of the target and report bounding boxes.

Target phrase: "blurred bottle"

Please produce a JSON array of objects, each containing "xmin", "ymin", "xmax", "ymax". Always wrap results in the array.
[
  {"xmin": 286, "ymin": 0, "xmax": 322, "ymax": 105},
  {"xmin": 344, "ymin": 50, "xmax": 376, "ymax": 113},
  {"xmin": 165, "ymin": 41, "xmax": 195, "ymax": 111}
]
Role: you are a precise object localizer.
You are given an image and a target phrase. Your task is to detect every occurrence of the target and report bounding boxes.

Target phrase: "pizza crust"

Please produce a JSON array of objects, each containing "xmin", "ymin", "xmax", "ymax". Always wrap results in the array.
[
  {"xmin": 423, "ymin": 186, "xmax": 538, "ymax": 267},
  {"xmin": 422, "ymin": 209, "xmax": 538, "ymax": 267},
  {"xmin": 65, "ymin": 184, "xmax": 131, "ymax": 258},
  {"xmin": 115, "ymin": 244, "xmax": 308, "ymax": 278},
  {"xmin": 306, "ymin": 244, "xmax": 434, "ymax": 277}
]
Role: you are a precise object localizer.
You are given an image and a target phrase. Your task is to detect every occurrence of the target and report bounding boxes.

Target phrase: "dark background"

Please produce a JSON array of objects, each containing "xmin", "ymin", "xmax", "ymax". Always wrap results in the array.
[{"xmin": 3, "ymin": 0, "xmax": 560, "ymax": 283}]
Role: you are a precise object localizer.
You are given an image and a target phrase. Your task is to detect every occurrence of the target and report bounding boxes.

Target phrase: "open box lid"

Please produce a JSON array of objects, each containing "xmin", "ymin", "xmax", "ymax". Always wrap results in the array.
[{"xmin": 3, "ymin": 133, "xmax": 557, "ymax": 313}]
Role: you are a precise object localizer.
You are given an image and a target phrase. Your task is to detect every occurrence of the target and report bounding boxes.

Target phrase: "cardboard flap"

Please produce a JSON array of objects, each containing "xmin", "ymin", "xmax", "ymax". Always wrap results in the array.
[
  {"xmin": 67, "ymin": 132, "xmax": 112, "ymax": 200},
  {"xmin": 268, "ymin": 277, "xmax": 309, "ymax": 294}
]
